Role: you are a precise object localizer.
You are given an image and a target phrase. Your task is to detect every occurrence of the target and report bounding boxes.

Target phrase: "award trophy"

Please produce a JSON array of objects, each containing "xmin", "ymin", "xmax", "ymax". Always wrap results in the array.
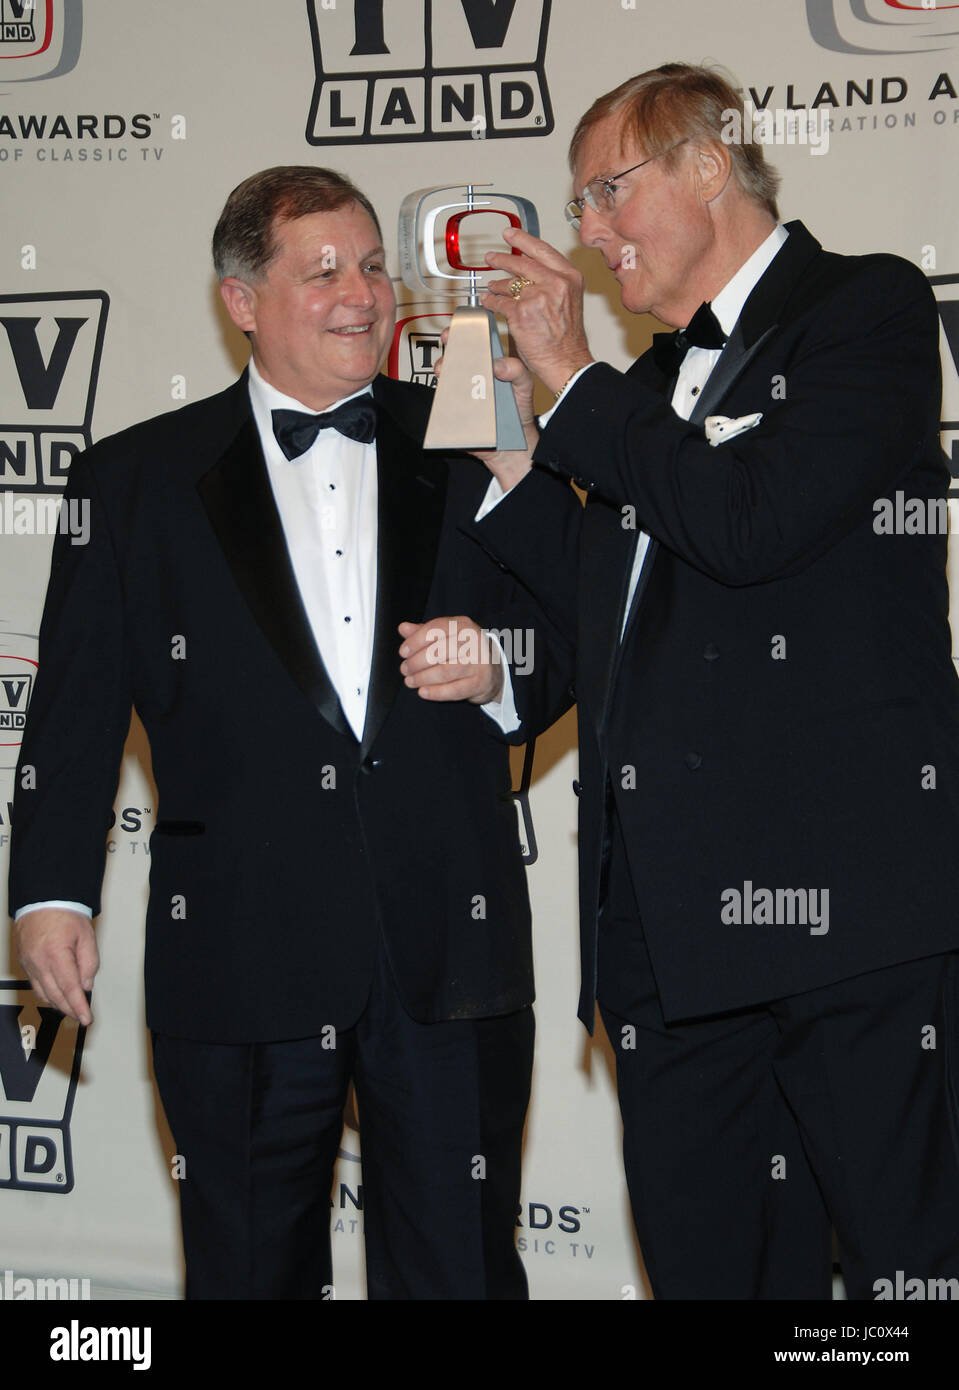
[{"xmin": 398, "ymin": 183, "xmax": 539, "ymax": 450}]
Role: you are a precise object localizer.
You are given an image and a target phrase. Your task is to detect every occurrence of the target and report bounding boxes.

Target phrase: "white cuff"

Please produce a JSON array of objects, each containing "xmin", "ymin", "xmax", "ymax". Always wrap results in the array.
[
  {"xmin": 14, "ymin": 900, "xmax": 94, "ymax": 921},
  {"xmin": 479, "ymin": 632, "xmax": 521, "ymax": 734}
]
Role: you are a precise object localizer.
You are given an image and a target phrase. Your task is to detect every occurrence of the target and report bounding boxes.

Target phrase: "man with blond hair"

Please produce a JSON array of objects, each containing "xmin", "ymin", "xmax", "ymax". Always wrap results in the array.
[{"xmin": 474, "ymin": 63, "xmax": 959, "ymax": 1299}]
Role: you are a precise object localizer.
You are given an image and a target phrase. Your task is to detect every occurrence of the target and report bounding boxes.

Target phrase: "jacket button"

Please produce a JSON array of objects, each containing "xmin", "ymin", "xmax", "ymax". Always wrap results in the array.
[
  {"xmin": 360, "ymin": 757, "xmax": 382, "ymax": 775},
  {"xmin": 685, "ymin": 752, "xmax": 703, "ymax": 770},
  {"xmin": 572, "ymin": 780, "xmax": 581, "ymax": 797},
  {"xmin": 703, "ymin": 643, "xmax": 720, "ymax": 661}
]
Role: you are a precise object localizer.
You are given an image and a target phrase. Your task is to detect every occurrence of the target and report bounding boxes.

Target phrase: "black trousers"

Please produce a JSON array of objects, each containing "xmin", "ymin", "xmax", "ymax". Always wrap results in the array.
[
  {"xmin": 598, "ymin": 816, "xmax": 959, "ymax": 1300},
  {"xmin": 151, "ymin": 939, "xmax": 534, "ymax": 1300}
]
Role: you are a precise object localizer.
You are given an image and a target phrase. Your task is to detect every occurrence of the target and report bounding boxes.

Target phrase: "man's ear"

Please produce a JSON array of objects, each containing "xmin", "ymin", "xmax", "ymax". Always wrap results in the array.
[
  {"xmin": 220, "ymin": 276, "xmax": 258, "ymax": 334},
  {"xmin": 694, "ymin": 141, "xmax": 733, "ymax": 205}
]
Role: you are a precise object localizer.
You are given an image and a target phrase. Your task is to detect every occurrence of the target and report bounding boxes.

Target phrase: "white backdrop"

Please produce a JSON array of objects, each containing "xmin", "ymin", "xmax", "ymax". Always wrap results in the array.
[{"xmin": 2, "ymin": 0, "xmax": 958, "ymax": 1300}]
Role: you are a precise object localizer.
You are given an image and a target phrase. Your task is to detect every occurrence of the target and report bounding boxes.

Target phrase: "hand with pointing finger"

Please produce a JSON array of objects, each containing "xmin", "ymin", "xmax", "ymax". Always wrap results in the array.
[{"xmin": 482, "ymin": 225, "xmax": 595, "ymax": 395}]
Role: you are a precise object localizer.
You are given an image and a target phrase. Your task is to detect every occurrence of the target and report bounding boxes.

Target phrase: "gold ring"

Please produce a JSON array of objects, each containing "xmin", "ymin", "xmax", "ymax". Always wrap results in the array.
[{"xmin": 508, "ymin": 275, "xmax": 533, "ymax": 299}]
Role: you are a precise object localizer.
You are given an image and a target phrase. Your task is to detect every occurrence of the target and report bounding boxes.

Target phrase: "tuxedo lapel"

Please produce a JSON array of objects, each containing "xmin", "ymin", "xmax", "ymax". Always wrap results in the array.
[
  {"xmin": 690, "ymin": 221, "xmax": 822, "ymax": 425},
  {"xmin": 581, "ymin": 502, "xmax": 643, "ymax": 735},
  {"xmin": 360, "ymin": 380, "xmax": 448, "ymax": 759},
  {"xmin": 616, "ymin": 535, "xmax": 659, "ymax": 657},
  {"xmin": 688, "ymin": 318, "xmax": 776, "ymax": 426},
  {"xmin": 739, "ymin": 221, "xmax": 822, "ymax": 348},
  {"xmin": 196, "ymin": 408, "xmax": 351, "ymax": 738}
]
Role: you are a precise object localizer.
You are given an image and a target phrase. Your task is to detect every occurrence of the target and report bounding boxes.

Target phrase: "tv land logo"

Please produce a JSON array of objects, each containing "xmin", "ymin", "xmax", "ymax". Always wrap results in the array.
[
  {"xmin": 0, "ymin": 979, "xmax": 85, "ymax": 1193},
  {"xmin": 0, "ymin": 291, "xmax": 108, "ymax": 493},
  {"xmin": 0, "ymin": 653, "xmax": 35, "ymax": 747},
  {"xmin": 388, "ymin": 309, "xmax": 448, "ymax": 385},
  {"xmin": 0, "ymin": 0, "xmax": 82, "ymax": 85},
  {"xmin": 306, "ymin": 0, "xmax": 553, "ymax": 144},
  {"xmin": 932, "ymin": 274, "xmax": 959, "ymax": 496},
  {"xmin": 807, "ymin": 0, "xmax": 959, "ymax": 54}
]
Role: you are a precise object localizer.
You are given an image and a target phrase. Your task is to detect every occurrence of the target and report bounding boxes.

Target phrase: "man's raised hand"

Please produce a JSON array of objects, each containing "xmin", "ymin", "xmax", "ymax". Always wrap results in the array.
[{"xmin": 482, "ymin": 225, "xmax": 594, "ymax": 394}]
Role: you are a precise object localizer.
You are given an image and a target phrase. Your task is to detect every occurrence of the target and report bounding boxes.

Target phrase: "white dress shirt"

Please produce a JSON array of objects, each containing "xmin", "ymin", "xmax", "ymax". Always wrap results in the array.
[
  {"xmin": 16, "ymin": 362, "xmax": 520, "ymax": 922},
  {"xmin": 249, "ymin": 360, "xmax": 378, "ymax": 741}
]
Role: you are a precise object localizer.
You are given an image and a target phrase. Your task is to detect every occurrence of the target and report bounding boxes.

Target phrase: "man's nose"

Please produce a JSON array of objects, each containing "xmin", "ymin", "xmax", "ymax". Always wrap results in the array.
[
  {"xmin": 340, "ymin": 266, "xmax": 376, "ymax": 305},
  {"xmin": 578, "ymin": 204, "xmax": 612, "ymax": 248}
]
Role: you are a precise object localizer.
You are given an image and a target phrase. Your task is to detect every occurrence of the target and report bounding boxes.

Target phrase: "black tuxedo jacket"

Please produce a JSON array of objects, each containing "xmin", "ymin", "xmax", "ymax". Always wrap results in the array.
[
  {"xmin": 9, "ymin": 372, "xmax": 572, "ymax": 1042},
  {"xmin": 474, "ymin": 222, "xmax": 959, "ymax": 1027}
]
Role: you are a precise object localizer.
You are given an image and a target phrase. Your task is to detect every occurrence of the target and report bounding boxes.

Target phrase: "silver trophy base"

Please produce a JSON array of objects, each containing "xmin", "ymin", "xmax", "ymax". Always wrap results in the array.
[{"xmin": 424, "ymin": 306, "xmax": 527, "ymax": 451}]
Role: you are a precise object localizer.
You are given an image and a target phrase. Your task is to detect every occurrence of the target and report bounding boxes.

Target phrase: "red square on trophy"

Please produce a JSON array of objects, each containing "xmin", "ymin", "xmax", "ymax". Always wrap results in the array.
[
  {"xmin": 445, "ymin": 210, "xmax": 523, "ymax": 272},
  {"xmin": 398, "ymin": 184, "xmax": 538, "ymax": 297}
]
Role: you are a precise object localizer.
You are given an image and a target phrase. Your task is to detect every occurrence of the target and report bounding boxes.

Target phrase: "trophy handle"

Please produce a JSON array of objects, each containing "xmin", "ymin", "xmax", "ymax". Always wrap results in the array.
[
  {"xmin": 397, "ymin": 187, "xmax": 441, "ymax": 295},
  {"xmin": 423, "ymin": 306, "xmax": 526, "ymax": 452}
]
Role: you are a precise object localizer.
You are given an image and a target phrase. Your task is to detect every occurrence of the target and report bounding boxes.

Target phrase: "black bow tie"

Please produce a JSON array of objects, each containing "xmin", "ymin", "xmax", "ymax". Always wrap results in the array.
[
  {"xmin": 271, "ymin": 400, "xmax": 377, "ymax": 459},
  {"xmin": 651, "ymin": 301, "xmax": 727, "ymax": 376}
]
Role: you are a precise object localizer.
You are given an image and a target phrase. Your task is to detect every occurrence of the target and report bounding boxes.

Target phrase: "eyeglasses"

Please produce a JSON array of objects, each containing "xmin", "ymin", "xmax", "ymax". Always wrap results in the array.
[{"xmin": 564, "ymin": 139, "xmax": 689, "ymax": 228}]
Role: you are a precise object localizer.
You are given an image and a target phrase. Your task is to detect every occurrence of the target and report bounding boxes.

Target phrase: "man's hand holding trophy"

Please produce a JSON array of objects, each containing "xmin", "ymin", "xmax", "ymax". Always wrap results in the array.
[{"xmin": 398, "ymin": 182, "xmax": 541, "ymax": 480}]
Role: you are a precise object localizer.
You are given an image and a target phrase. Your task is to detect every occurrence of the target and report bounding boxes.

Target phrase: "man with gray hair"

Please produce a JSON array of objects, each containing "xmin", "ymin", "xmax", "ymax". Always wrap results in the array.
[
  {"xmin": 10, "ymin": 166, "xmax": 572, "ymax": 1300},
  {"xmin": 473, "ymin": 63, "xmax": 959, "ymax": 1298}
]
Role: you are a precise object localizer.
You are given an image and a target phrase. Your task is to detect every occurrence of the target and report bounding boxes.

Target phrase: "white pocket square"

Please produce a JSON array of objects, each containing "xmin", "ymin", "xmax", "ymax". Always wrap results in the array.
[{"xmin": 704, "ymin": 412, "xmax": 763, "ymax": 447}]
